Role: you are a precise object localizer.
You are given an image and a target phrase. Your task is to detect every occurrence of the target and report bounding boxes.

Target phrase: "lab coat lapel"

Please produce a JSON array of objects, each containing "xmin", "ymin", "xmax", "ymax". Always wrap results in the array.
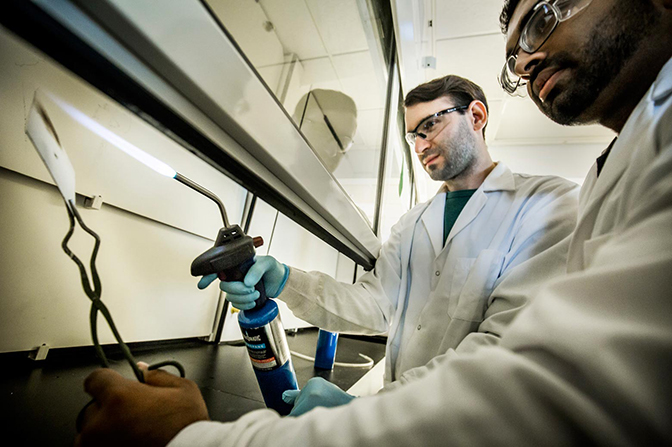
[
  {"xmin": 576, "ymin": 58, "xmax": 672, "ymax": 226},
  {"xmin": 652, "ymin": 59, "xmax": 672, "ymax": 102},
  {"xmin": 567, "ymin": 61, "xmax": 672, "ymax": 272},
  {"xmin": 445, "ymin": 191, "xmax": 487, "ymax": 246},
  {"xmin": 399, "ymin": 201, "xmax": 431, "ymax": 275},
  {"xmin": 576, "ymin": 136, "xmax": 632, "ymax": 226},
  {"xmin": 571, "ymin": 100, "xmax": 648, "ymax": 258},
  {"xmin": 386, "ymin": 199, "xmax": 431, "ymax": 375},
  {"xmin": 420, "ymin": 194, "xmax": 446, "ymax": 257},
  {"xmin": 444, "ymin": 163, "xmax": 516, "ymax": 246}
]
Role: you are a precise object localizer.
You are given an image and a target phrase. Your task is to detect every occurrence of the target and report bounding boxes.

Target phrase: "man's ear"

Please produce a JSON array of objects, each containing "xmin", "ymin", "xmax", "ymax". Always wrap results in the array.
[{"xmin": 468, "ymin": 100, "xmax": 488, "ymax": 136}]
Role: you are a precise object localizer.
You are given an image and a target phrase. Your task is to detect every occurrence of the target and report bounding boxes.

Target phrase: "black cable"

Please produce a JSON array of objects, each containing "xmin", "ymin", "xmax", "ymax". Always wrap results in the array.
[{"xmin": 61, "ymin": 199, "xmax": 185, "ymax": 431}]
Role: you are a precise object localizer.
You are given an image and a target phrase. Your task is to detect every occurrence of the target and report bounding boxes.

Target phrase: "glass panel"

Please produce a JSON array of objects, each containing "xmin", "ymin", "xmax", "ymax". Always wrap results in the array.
[
  {"xmin": 205, "ymin": 0, "xmax": 393, "ymax": 226},
  {"xmin": 378, "ymin": 91, "xmax": 414, "ymax": 242}
]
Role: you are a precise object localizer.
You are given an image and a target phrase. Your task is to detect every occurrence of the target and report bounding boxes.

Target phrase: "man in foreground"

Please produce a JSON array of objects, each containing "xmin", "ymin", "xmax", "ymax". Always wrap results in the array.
[{"xmin": 76, "ymin": 0, "xmax": 672, "ymax": 445}]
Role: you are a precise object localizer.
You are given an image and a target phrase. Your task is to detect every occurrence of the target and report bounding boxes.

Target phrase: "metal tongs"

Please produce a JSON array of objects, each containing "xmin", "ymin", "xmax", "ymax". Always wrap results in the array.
[{"xmin": 25, "ymin": 94, "xmax": 185, "ymax": 431}]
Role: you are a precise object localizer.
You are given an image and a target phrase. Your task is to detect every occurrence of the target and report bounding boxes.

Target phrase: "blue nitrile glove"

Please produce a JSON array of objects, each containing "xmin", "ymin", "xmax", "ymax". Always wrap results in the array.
[
  {"xmin": 282, "ymin": 377, "xmax": 356, "ymax": 417},
  {"xmin": 197, "ymin": 255, "xmax": 289, "ymax": 311}
]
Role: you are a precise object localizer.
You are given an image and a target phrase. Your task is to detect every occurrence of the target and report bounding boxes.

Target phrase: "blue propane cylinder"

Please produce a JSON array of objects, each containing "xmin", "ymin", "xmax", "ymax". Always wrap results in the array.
[
  {"xmin": 238, "ymin": 299, "xmax": 298, "ymax": 415},
  {"xmin": 191, "ymin": 224, "xmax": 299, "ymax": 415}
]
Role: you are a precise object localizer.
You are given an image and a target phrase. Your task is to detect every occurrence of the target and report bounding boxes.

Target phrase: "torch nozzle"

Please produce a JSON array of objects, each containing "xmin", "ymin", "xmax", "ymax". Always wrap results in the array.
[{"xmin": 174, "ymin": 172, "xmax": 229, "ymax": 227}]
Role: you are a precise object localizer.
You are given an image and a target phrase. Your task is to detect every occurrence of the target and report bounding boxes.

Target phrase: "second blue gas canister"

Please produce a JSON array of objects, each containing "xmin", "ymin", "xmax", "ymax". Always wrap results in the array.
[{"xmin": 314, "ymin": 329, "xmax": 339, "ymax": 370}]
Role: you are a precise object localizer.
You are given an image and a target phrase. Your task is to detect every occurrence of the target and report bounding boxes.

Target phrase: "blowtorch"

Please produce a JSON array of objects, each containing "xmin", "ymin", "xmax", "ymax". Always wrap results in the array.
[{"xmin": 183, "ymin": 175, "xmax": 298, "ymax": 415}]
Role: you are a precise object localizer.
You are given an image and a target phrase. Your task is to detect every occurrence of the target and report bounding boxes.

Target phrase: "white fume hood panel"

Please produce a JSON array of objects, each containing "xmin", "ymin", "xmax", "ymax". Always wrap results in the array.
[
  {"xmin": 0, "ymin": 28, "xmax": 246, "ymax": 241},
  {"xmin": 0, "ymin": 167, "xmax": 222, "ymax": 352},
  {"xmin": 0, "ymin": 26, "xmax": 245, "ymax": 352},
  {"xmin": 21, "ymin": 0, "xmax": 381, "ymax": 268}
]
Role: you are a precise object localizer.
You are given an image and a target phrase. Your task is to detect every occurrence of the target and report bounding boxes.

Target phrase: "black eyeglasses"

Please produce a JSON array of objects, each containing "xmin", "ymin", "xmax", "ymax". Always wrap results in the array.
[
  {"xmin": 405, "ymin": 105, "xmax": 469, "ymax": 147},
  {"xmin": 499, "ymin": 0, "xmax": 593, "ymax": 95}
]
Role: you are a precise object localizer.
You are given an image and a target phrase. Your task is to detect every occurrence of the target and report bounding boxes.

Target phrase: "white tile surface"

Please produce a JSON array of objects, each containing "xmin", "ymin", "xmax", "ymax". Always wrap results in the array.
[
  {"xmin": 434, "ymin": 34, "xmax": 507, "ymax": 102},
  {"xmin": 259, "ymin": 0, "xmax": 328, "ymax": 60},
  {"xmin": 305, "ymin": 0, "xmax": 369, "ymax": 55},
  {"xmin": 434, "ymin": 0, "xmax": 503, "ymax": 40},
  {"xmin": 495, "ymin": 98, "xmax": 616, "ymax": 144}
]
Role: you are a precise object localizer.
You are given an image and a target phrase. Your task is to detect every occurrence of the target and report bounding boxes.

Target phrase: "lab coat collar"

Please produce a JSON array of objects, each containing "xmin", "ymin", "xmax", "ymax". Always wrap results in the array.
[
  {"xmin": 481, "ymin": 162, "xmax": 516, "ymax": 192},
  {"xmin": 652, "ymin": 56, "xmax": 672, "ymax": 103},
  {"xmin": 436, "ymin": 162, "xmax": 516, "ymax": 195},
  {"xmin": 575, "ymin": 58, "xmax": 667, "ymax": 226},
  {"xmin": 422, "ymin": 162, "xmax": 515, "ymax": 256},
  {"xmin": 420, "ymin": 193, "xmax": 446, "ymax": 258}
]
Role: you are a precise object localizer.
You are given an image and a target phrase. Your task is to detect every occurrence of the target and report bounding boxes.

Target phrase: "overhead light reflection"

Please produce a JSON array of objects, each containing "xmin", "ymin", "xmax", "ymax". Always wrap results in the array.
[{"xmin": 48, "ymin": 93, "xmax": 177, "ymax": 178}]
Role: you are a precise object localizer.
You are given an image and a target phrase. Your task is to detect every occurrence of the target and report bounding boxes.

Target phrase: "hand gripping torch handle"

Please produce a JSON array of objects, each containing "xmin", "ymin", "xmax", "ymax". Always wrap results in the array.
[
  {"xmin": 180, "ymin": 176, "xmax": 298, "ymax": 415},
  {"xmin": 191, "ymin": 224, "xmax": 267, "ymax": 310},
  {"xmin": 174, "ymin": 173, "xmax": 268, "ymax": 308}
]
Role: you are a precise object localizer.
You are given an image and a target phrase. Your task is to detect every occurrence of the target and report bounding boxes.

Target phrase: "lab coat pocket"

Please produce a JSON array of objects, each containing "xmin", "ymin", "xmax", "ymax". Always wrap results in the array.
[
  {"xmin": 448, "ymin": 250, "xmax": 506, "ymax": 322},
  {"xmin": 582, "ymin": 232, "xmax": 613, "ymax": 269}
]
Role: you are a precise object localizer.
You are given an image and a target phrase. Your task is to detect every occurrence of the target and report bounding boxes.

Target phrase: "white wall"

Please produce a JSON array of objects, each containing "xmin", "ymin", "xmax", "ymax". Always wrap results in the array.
[{"xmin": 489, "ymin": 143, "xmax": 607, "ymax": 186}]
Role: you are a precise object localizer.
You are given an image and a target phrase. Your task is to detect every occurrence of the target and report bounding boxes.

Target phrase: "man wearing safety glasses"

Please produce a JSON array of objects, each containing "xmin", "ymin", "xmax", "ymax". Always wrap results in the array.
[
  {"xmin": 499, "ymin": 0, "xmax": 595, "ymax": 99},
  {"xmin": 76, "ymin": 0, "xmax": 672, "ymax": 444},
  {"xmin": 195, "ymin": 75, "xmax": 579, "ymax": 414}
]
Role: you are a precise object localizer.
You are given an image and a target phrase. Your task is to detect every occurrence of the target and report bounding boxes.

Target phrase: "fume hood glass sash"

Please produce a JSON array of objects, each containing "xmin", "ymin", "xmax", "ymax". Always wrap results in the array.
[{"xmin": 25, "ymin": 0, "xmax": 380, "ymax": 267}]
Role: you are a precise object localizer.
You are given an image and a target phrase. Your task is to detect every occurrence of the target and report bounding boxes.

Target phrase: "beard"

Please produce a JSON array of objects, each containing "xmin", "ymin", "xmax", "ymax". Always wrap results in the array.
[
  {"xmin": 532, "ymin": 0, "xmax": 659, "ymax": 125},
  {"xmin": 423, "ymin": 118, "xmax": 477, "ymax": 181}
]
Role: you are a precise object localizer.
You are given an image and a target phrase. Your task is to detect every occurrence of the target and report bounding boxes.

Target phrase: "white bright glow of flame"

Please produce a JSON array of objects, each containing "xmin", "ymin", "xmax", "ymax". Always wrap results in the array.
[{"xmin": 49, "ymin": 94, "xmax": 177, "ymax": 178}]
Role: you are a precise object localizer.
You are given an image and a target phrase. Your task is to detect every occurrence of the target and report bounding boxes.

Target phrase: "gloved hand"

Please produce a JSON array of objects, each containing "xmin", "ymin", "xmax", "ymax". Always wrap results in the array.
[
  {"xmin": 282, "ymin": 377, "xmax": 356, "ymax": 416},
  {"xmin": 197, "ymin": 255, "xmax": 289, "ymax": 311}
]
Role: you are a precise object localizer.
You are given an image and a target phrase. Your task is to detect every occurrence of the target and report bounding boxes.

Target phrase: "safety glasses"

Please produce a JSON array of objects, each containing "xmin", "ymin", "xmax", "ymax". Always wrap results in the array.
[
  {"xmin": 405, "ymin": 105, "xmax": 468, "ymax": 147},
  {"xmin": 499, "ymin": 0, "xmax": 593, "ymax": 95}
]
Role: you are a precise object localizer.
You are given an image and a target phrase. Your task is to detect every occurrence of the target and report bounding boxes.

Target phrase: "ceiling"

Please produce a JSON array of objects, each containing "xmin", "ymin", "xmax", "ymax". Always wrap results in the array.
[
  {"xmin": 394, "ymin": 0, "xmax": 616, "ymax": 198},
  {"xmin": 207, "ymin": 0, "xmax": 388, "ymax": 180},
  {"xmin": 206, "ymin": 0, "xmax": 398, "ymax": 222}
]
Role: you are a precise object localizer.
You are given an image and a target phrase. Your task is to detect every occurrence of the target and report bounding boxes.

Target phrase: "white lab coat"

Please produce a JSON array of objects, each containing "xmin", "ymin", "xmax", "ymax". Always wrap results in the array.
[
  {"xmin": 279, "ymin": 162, "xmax": 578, "ymax": 383},
  {"xmin": 170, "ymin": 56, "xmax": 672, "ymax": 446}
]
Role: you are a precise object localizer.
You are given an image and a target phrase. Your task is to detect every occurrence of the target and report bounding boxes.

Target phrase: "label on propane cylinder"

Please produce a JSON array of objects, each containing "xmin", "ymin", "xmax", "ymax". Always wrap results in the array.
[{"xmin": 241, "ymin": 326, "xmax": 279, "ymax": 371}]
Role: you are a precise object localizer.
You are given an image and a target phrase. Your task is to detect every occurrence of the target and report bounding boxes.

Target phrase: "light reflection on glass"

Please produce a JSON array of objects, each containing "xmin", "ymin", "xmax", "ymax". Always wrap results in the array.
[{"xmin": 205, "ymin": 0, "xmax": 395, "ymax": 227}]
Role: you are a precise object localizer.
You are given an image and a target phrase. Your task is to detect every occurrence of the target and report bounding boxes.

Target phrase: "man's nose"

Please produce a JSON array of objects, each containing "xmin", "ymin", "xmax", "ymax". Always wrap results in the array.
[
  {"xmin": 414, "ymin": 136, "xmax": 431, "ymax": 154},
  {"xmin": 514, "ymin": 50, "xmax": 546, "ymax": 80}
]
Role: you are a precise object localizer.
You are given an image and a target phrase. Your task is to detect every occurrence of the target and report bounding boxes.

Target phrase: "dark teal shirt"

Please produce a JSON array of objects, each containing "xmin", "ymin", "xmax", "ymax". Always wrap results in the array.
[{"xmin": 443, "ymin": 189, "xmax": 477, "ymax": 245}]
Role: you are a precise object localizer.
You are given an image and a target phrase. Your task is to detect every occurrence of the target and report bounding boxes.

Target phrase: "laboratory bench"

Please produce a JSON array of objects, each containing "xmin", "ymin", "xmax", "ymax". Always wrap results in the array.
[{"xmin": 0, "ymin": 328, "xmax": 386, "ymax": 446}]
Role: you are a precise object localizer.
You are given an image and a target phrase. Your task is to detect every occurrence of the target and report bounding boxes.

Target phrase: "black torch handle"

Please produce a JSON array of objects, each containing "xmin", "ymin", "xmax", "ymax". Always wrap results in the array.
[{"xmin": 220, "ymin": 257, "xmax": 268, "ymax": 311}]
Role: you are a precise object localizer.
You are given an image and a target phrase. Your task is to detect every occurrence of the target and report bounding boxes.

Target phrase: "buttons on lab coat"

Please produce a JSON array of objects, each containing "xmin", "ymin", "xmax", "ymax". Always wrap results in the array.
[
  {"xmin": 435, "ymin": 271, "xmax": 440, "ymax": 276},
  {"xmin": 417, "ymin": 324, "xmax": 422, "ymax": 330}
]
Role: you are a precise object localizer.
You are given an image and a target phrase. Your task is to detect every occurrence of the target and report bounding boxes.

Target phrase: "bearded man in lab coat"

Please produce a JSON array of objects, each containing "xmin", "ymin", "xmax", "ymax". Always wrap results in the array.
[
  {"xmin": 196, "ymin": 74, "xmax": 579, "ymax": 413},
  {"xmin": 75, "ymin": 0, "xmax": 672, "ymax": 445}
]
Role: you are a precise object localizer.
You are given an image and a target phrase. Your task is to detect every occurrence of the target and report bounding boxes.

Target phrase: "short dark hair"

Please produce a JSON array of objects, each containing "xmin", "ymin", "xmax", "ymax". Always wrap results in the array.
[
  {"xmin": 500, "ymin": 0, "xmax": 523, "ymax": 34},
  {"xmin": 404, "ymin": 75, "xmax": 489, "ymax": 138}
]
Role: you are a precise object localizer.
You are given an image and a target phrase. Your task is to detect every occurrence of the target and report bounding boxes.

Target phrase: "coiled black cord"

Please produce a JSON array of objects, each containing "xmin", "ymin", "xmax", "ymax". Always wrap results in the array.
[{"xmin": 62, "ymin": 199, "xmax": 185, "ymax": 431}]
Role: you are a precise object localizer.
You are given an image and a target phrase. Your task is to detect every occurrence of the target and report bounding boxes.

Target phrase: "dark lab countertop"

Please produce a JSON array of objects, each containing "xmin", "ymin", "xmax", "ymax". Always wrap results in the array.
[{"xmin": 0, "ymin": 328, "xmax": 386, "ymax": 446}]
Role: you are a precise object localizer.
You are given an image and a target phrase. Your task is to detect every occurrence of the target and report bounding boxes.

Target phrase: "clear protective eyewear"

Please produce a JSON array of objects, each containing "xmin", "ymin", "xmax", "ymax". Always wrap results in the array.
[
  {"xmin": 499, "ymin": 0, "xmax": 593, "ymax": 95},
  {"xmin": 405, "ymin": 105, "xmax": 469, "ymax": 147}
]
